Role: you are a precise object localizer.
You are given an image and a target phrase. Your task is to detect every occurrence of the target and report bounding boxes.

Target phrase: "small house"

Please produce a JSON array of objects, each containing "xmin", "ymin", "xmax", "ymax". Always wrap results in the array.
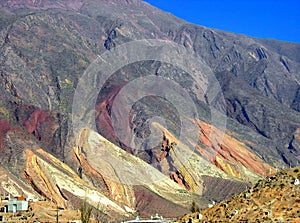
[
  {"xmin": 124, "ymin": 214, "xmax": 168, "ymax": 223},
  {"xmin": 7, "ymin": 199, "xmax": 28, "ymax": 213},
  {"xmin": 26, "ymin": 196, "xmax": 38, "ymax": 202}
]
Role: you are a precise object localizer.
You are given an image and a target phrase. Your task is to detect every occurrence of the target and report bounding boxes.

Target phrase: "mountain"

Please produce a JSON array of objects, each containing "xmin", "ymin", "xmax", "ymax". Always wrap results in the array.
[
  {"xmin": 181, "ymin": 166, "xmax": 300, "ymax": 222},
  {"xmin": 0, "ymin": 0, "xmax": 299, "ymax": 220}
]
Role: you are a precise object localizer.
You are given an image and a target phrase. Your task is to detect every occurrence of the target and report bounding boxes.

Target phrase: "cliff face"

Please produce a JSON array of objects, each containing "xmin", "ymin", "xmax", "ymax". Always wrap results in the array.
[
  {"xmin": 73, "ymin": 128, "xmax": 194, "ymax": 217},
  {"xmin": 22, "ymin": 148, "xmax": 135, "ymax": 220},
  {"xmin": 0, "ymin": 0, "xmax": 299, "ymax": 219}
]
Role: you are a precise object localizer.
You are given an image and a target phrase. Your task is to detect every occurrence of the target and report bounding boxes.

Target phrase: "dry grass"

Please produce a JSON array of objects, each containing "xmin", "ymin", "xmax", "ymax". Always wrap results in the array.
[{"xmin": 179, "ymin": 166, "xmax": 300, "ymax": 222}]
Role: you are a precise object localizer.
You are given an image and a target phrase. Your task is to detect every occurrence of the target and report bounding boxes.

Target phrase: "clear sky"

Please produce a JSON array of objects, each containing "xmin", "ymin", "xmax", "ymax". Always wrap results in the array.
[{"xmin": 143, "ymin": 0, "xmax": 300, "ymax": 43}]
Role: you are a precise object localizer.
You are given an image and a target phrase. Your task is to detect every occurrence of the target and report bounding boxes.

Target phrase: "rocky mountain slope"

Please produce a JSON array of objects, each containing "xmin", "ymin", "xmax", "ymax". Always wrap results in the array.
[
  {"xmin": 181, "ymin": 166, "xmax": 300, "ymax": 222},
  {"xmin": 0, "ymin": 0, "xmax": 299, "ymax": 219}
]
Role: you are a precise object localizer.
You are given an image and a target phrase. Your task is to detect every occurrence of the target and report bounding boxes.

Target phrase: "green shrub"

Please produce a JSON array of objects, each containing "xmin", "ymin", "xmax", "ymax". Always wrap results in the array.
[
  {"xmin": 190, "ymin": 201, "xmax": 200, "ymax": 213},
  {"xmin": 80, "ymin": 200, "xmax": 93, "ymax": 223}
]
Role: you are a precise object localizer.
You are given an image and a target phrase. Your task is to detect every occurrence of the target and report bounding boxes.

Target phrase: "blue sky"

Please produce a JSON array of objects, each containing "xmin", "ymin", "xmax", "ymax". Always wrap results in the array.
[{"xmin": 143, "ymin": 0, "xmax": 300, "ymax": 43}]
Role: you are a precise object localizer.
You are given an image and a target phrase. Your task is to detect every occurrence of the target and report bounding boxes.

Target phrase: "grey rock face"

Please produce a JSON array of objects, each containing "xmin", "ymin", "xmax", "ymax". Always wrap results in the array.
[{"xmin": 0, "ymin": 0, "xmax": 299, "ymax": 169}]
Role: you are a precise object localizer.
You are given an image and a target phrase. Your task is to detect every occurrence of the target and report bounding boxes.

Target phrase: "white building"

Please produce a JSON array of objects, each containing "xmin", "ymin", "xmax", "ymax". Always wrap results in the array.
[
  {"xmin": 7, "ymin": 200, "xmax": 28, "ymax": 213},
  {"xmin": 124, "ymin": 214, "xmax": 168, "ymax": 223}
]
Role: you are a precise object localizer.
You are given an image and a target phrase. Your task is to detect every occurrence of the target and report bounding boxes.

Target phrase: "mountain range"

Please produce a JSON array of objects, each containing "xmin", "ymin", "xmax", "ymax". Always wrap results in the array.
[{"xmin": 0, "ymin": 0, "xmax": 299, "ymax": 220}]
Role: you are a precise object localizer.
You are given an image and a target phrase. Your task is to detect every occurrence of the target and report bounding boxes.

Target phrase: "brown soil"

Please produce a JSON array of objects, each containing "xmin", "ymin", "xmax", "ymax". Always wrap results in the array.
[{"xmin": 180, "ymin": 166, "xmax": 300, "ymax": 222}]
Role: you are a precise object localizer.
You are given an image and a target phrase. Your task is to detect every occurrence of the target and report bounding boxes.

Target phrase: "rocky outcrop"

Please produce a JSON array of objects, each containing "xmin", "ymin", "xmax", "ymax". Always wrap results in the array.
[
  {"xmin": 23, "ymin": 148, "xmax": 133, "ymax": 219},
  {"xmin": 147, "ymin": 123, "xmax": 254, "ymax": 202},
  {"xmin": 73, "ymin": 128, "xmax": 196, "ymax": 215},
  {"xmin": 0, "ymin": 119, "xmax": 11, "ymax": 150},
  {"xmin": 0, "ymin": 164, "xmax": 39, "ymax": 198},
  {"xmin": 196, "ymin": 120, "xmax": 275, "ymax": 181},
  {"xmin": 289, "ymin": 128, "xmax": 300, "ymax": 159}
]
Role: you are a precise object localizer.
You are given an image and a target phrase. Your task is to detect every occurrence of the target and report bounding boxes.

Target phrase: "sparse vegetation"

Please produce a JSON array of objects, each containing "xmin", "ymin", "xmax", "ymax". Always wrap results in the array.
[
  {"xmin": 180, "ymin": 166, "xmax": 300, "ymax": 222},
  {"xmin": 190, "ymin": 201, "xmax": 200, "ymax": 213},
  {"xmin": 80, "ymin": 200, "xmax": 93, "ymax": 223}
]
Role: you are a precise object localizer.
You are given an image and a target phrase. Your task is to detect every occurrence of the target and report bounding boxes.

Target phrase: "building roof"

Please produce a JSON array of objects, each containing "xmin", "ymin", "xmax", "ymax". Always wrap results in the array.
[{"xmin": 17, "ymin": 196, "xmax": 26, "ymax": 201}]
